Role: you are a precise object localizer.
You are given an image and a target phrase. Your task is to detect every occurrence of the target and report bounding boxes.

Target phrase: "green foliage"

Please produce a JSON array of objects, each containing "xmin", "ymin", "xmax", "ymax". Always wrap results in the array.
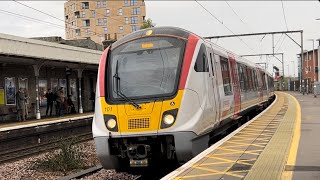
[
  {"xmin": 35, "ymin": 138, "xmax": 85, "ymax": 175},
  {"xmin": 141, "ymin": 18, "xmax": 156, "ymax": 29}
]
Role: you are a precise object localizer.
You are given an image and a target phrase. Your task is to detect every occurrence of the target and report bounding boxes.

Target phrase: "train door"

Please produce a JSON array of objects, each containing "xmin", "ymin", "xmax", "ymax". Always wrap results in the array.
[
  {"xmin": 257, "ymin": 70, "xmax": 263, "ymax": 102},
  {"xmin": 228, "ymin": 53, "xmax": 241, "ymax": 116},
  {"xmin": 206, "ymin": 45, "xmax": 219, "ymax": 125}
]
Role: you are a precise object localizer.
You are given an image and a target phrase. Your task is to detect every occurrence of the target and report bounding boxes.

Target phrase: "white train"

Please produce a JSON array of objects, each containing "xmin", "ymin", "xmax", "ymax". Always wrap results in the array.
[{"xmin": 92, "ymin": 27, "xmax": 275, "ymax": 169}]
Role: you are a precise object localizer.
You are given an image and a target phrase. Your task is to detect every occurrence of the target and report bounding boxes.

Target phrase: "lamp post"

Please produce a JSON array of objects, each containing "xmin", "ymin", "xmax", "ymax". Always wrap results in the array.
[
  {"xmin": 306, "ymin": 50, "xmax": 309, "ymax": 94},
  {"xmin": 287, "ymin": 64, "xmax": 290, "ymax": 91},
  {"xmin": 307, "ymin": 39, "xmax": 316, "ymax": 94},
  {"xmin": 291, "ymin": 60, "xmax": 296, "ymax": 91}
]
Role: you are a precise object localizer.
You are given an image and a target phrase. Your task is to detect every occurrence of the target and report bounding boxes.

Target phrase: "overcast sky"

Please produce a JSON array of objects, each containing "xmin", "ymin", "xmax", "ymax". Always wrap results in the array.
[{"xmin": 0, "ymin": 1, "xmax": 320, "ymax": 76}]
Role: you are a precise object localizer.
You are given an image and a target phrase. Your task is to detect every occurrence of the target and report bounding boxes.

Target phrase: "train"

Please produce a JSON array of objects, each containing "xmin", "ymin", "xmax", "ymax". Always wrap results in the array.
[{"xmin": 92, "ymin": 27, "xmax": 275, "ymax": 169}]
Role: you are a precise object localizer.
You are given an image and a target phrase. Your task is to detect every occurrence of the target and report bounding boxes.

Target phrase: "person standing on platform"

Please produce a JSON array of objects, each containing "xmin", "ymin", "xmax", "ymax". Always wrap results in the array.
[
  {"xmin": 16, "ymin": 88, "xmax": 26, "ymax": 121},
  {"xmin": 45, "ymin": 89, "xmax": 54, "ymax": 117},
  {"xmin": 56, "ymin": 87, "xmax": 65, "ymax": 117}
]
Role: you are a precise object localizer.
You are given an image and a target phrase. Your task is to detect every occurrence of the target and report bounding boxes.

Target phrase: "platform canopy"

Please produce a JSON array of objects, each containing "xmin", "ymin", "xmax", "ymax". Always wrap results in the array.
[{"xmin": 0, "ymin": 33, "xmax": 102, "ymax": 68}]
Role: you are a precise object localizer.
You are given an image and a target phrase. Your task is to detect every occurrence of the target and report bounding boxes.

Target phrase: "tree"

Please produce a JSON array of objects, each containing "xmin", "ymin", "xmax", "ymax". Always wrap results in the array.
[{"xmin": 141, "ymin": 18, "xmax": 155, "ymax": 29}]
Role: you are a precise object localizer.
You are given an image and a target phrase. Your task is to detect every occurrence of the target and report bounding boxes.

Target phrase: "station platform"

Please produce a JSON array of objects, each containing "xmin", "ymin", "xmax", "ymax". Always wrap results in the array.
[
  {"xmin": 0, "ymin": 113, "xmax": 93, "ymax": 132},
  {"xmin": 162, "ymin": 92, "xmax": 301, "ymax": 180}
]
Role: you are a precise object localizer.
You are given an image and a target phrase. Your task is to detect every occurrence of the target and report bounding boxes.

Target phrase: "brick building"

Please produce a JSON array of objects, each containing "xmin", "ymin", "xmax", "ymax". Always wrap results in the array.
[
  {"xmin": 298, "ymin": 47, "xmax": 319, "ymax": 92},
  {"xmin": 64, "ymin": 0, "xmax": 146, "ymax": 44}
]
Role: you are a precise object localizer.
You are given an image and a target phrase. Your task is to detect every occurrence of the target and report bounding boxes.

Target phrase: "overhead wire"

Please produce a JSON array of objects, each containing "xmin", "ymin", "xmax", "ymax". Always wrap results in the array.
[
  {"xmin": 281, "ymin": 0, "xmax": 289, "ymax": 31},
  {"xmin": 0, "ymin": 9, "xmax": 66, "ymax": 29},
  {"xmin": 195, "ymin": 0, "xmax": 255, "ymax": 53},
  {"xmin": 225, "ymin": 1, "xmax": 264, "ymax": 57}
]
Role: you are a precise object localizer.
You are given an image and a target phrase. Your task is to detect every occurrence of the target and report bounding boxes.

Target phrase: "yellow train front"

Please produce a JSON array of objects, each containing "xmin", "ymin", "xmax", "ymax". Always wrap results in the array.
[{"xmin": 93, "ymin": 26, "xmax": 275, "ymax": 169}]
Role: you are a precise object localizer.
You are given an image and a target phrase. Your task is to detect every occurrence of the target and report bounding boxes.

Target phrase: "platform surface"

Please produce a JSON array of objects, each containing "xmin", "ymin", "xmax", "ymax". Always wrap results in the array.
[
  {"xmin": 286, "ymin": 92, "xmax": 320, "ymax": 180},
  {"xmin": 0, "ymin": 113, "xmax": 93, "ymax": 132},
  {"xmin": 162, "ymin": 92, "xmax": 301, "ymax": 180}
]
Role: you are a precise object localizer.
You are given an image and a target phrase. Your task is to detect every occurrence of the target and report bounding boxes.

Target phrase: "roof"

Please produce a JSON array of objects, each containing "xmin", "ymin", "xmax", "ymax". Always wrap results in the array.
[{"xmin": 0, "ymin": 33, "xmax": 102, "ymax": 65}]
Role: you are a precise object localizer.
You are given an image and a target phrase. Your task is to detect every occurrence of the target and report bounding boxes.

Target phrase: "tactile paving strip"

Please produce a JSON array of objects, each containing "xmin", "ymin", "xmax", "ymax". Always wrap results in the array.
[{"xmin": 173, "ymin": 92, "xmax": 297, "ymax": 180}]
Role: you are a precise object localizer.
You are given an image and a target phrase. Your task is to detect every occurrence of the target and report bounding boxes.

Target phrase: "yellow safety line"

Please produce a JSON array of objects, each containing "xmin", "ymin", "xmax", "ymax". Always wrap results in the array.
[{"xmin": 282, "ymin": 93, "xmax": 301, "ymax": 180}]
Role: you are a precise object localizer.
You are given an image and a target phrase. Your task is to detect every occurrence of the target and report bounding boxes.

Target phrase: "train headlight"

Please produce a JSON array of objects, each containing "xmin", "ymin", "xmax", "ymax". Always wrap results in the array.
[
  {"xmin": 107, "ymin": 118, "xmax": 117, "ymax": 129},
  {"xmin": 163, "ymin": 114, "xmax": 175, "ymax": 125},
  {"xmin": 104, "ymin": 115, "xmax": 118, "ymax": 132},
  {"xmin": 161, "ymin": 109, "xmax": 178, "ymax": 129}
]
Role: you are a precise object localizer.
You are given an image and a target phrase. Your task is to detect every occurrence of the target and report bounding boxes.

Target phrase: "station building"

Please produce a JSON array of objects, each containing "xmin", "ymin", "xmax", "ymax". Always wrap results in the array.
[{"xmin": 0, "ymin": 33, "xmax": 102, "ymax": 121}]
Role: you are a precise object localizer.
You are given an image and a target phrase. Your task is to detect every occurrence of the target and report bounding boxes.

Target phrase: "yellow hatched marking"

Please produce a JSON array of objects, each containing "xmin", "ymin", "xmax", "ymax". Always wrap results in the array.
[
  {"xmin": 231, "ymin": 136, "xmax": 270, "ymax": 141},
  {"xmin": 237, "ymin": 132, "xmax": 273, "ymax": 137},
  {"xmin": 194, "ymin": 166, "xmax": 244, "ymax": 178},
  {"xmin": 239, "ymin": 158, "xmax": 258, "ymax": 162},
  {"xmin": 231, "ymin": 138, "xmax": 270, "ymax": 143},
  {"xmin": 197, "ymin": 161, "xmax": 234, "ymax": 166},
  {"xmin": 216, "ymin": 147, "xmax": 261, "ymax": 156},
  {"xmin": 244, "ymin": 128, "xmax": 276, "ymax": 133},
  {"xmin": 174, "ymin": 172, "xmax": 221, "ymax": 180},
  {"xmin": 206, "ymin": 150, "xmax": 263, "ymax": 157},
  {"xmin": 226, "ymin": 141, "xmax": 268, "ymax": 147},
  {"xmin": 206, "ymin": 156, "xmax": 253, "ymax": 166}
]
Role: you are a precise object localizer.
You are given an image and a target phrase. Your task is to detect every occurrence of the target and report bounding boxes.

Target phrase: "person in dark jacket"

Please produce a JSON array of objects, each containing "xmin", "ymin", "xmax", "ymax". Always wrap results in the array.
[
  {"xmin": 16, "ymin": 88, "xmax": 26, "ymax": 121},
  {"xmin": 45, "ymin": 89, "xmax": 54, "ymax": 117}
]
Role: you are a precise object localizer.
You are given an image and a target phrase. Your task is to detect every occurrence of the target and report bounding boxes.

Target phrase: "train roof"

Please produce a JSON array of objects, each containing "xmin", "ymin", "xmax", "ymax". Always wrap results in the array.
[
  {"xmin": 111, "ymin": 26, "xmax": 194, "ymax": 49},
  {"xmin": 111, "ymin": 26, "xmax": 271, "ymax": 76}
]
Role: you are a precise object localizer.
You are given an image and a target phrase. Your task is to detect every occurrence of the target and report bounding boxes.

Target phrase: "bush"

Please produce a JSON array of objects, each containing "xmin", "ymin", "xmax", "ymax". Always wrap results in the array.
[{"xmin": 36, "ymin": 138, "xmax": 85, "ymax": 175}]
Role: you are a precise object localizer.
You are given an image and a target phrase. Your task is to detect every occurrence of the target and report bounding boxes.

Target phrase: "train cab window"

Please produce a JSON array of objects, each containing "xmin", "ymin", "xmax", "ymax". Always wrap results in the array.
[
  {"xmin": 194, "ymin": 44, "xmax": 209, "ymax": 72},
  {"xmin": 220, "ymin": 56, "xmax": 232, "ymax": 95}
]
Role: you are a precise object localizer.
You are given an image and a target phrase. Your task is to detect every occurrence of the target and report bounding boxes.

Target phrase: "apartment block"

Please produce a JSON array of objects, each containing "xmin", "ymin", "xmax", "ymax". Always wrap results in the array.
[{"xmin": 64, "ymin": 0, "xmax": 146, "ymax": 44}]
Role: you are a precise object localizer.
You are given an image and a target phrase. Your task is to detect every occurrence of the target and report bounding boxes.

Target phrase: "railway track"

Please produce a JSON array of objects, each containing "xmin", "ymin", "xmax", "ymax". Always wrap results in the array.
[
  {"xmin": 0, "ymin": 117, "xmax": 93, "ymax": 164},
  {"xmin": 0, "ymin": 133, "xmax": 92, "ymax": 164}
]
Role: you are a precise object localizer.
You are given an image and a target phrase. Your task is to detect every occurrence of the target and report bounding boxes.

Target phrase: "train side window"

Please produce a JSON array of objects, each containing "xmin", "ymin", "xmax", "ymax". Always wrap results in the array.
[
  {"xmin": 246, "ymin": 67, "xmax": 253, "ymax": 91},
  {"xmin": 220, "ymin": 56, "xmax": 232, "ymax": 95},
  {"xmin": 237, "ymin": 63, "xmax": 246, "ymax": 92},
  {"xmin": 252, "ymin": 69, "xmax": 258, "ymax": 90},
  {"xmin": 194, "ymin": 44, "xmax": 209, "ymax": 72},
  {"xmin": 250, "ymin": 69, "xmax": 255, "ymax": 91},
  {"xmin": 261, "ymin": 72, "xmax": 266, "ymax": 90}
]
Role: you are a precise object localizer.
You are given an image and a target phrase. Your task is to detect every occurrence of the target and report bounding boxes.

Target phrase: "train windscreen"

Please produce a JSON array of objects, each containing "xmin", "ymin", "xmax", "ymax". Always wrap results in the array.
[{"xmin": 108, "ymin": 36, "xmax": 186, "ymax": 100}]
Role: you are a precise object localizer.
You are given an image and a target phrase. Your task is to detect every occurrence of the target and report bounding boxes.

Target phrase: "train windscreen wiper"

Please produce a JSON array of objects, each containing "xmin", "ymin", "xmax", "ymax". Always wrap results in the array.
[{"xmin": 113, "ymin": 60, "xmax": 142, "ymax": 109}]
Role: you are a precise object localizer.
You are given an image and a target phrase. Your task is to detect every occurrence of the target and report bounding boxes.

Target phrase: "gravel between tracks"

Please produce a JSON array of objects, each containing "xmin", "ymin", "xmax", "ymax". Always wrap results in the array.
[{"xmin": 0, "ymin": 140, "xmax": 136, "ymax": 180}]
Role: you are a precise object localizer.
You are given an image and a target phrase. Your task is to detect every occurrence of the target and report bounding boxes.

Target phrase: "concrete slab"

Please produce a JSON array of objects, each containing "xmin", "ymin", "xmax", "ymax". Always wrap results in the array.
[{"xmin": 288, "ymin": 92, "xmax": 320, "ymax": 180}]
